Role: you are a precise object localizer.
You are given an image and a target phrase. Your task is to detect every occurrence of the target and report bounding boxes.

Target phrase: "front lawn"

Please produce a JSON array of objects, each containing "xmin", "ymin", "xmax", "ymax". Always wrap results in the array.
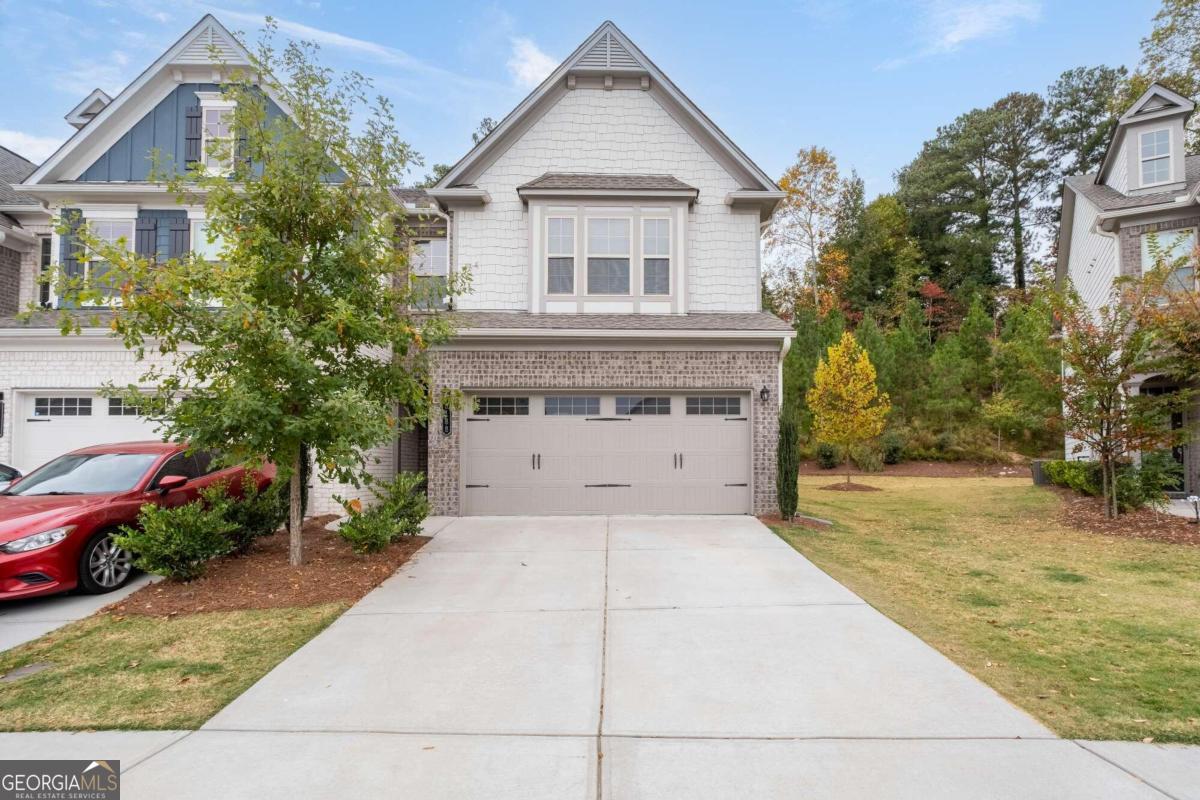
[
  {"xmin": 771, "ymin": 476, "xmax": 1200, "ymax": 743},
  {"xmin": 0, "ymin": 604, "xmax": 343, "ymax": 730}
]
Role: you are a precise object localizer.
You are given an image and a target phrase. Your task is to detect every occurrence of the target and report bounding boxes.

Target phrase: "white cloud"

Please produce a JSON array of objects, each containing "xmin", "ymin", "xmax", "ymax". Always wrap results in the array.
[
  {"xmin": 877, "ymin": 0, "xmax": 1041, "ymax": 70},
  {"xmin": 0, "ymin": 130, "xmax": 65, "ymax": 163},
  {"xmin": 506, "ymin": 37, "xmax": 556, "ymax": 89}
]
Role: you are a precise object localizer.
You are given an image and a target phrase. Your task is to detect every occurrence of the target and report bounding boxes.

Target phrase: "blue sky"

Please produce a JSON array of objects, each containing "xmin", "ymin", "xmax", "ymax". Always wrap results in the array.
[{"xmin": 0, "ymin": 0, "xmax": 1159, "ymax": 198}]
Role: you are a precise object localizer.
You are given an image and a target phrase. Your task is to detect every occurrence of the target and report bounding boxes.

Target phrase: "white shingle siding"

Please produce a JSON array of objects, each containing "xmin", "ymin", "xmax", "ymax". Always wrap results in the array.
[
  {"xmin": 1066, "ymin": 192, "xmax": 1117, "ymax": 314},
  {"xmin": 0, "ymin": 341, "xmax": 389, "ymax": 516},
  {"xmin": 455, "ymin": 87, "xmax": 760, "ymax": 312}
]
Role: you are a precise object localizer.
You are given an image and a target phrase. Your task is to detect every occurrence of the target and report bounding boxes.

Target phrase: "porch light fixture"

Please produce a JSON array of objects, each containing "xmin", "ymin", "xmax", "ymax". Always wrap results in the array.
[
  {"xmin": 759, "ymin": 385, "xmax": 770, "ymax": 403},
  {"xmin": 441, "ymin": 405, "xmax": 452, "ymax": 436}
]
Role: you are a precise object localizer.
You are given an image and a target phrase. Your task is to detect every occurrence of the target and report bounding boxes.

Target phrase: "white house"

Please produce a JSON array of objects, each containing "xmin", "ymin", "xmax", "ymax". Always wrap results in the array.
[
  {"xmin": 1058, "ymin": 82, "xmax": 1200, "ymax": 493},
  {"xmin": 0, "ymin": 16, "xmax": 793, "ymax": 517}
]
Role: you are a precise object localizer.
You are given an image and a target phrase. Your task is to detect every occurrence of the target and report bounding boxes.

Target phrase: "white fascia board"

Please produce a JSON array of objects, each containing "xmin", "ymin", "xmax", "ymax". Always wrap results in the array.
[
  {"xmin": 448, "ymin": 327, "xmax": 794, "ymax": 343},
  {"xmin": 1120, "ymin": 83, "xmax": 1195, "ymax": 123},
  {"xmin": 1096, "ymin": 194, "xmax": 1199, "ymax": 224},
  {"xmin": 517, "ymin": 188, "xmax": 697, "ymax": 202},
  {"xmin": 24, "ymin": 15, "xmax": 271, "ymax": 186},
  {"xmin": 425, "ymin": 187, "xmax": 490, "ymax": 206}
]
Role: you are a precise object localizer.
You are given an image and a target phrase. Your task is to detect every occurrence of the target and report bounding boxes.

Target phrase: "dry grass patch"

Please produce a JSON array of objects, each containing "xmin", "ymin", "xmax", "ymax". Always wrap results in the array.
[
  {"xmin": 0, "ymin": 604, "xmax": 344, "ymax": 731},
  {"xmin": 770, "ymin": 476, "xmax": 1200, "ymax": 743}
]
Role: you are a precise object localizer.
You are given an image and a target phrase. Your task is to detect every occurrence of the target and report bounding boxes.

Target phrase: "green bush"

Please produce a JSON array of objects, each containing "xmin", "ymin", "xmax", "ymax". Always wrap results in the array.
[
  {"xmin": 115, "ymin": 500, "xmax": 236, "ymax": 581},
  {"xmin": 851, "ymin": 444, "xmax": 884, "ymax": 473},
  {"xmin": 212, "ymin": 477, "xmax": 287, "ymax": 554},
  {"xmin": 880, "ymin": 430, "xmax": 906, "ymax": 465},
  {"xmin": 336, "ymin": 472, "xmax": 430, "ymax": 554},
  {"xmin": 1043, "ymin": 453, "xmax": 1181, "ymax": 512},
  {"xmin": 816, "ymin": 442, "xmax": 839, "ymax": 469},
  {"xmin": 777, "ymin": 414, "xmax": 800, "ymax": 520}
]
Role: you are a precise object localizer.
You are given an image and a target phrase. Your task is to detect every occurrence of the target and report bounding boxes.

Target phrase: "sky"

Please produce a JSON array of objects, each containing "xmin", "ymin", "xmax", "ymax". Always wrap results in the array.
[{"xmin": 0, "ymin": 0, "xmax": 1160, "ymax": 199}]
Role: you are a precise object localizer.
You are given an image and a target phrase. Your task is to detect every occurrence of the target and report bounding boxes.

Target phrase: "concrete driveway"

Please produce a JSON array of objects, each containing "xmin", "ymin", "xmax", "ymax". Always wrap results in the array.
[
  {"xmin": 104, "ymin": 516, "xmax": 1192, "ymax": 798},
  {"xmin": 0, "ymin": 574, "xmax": 152, "ymax": 653}
]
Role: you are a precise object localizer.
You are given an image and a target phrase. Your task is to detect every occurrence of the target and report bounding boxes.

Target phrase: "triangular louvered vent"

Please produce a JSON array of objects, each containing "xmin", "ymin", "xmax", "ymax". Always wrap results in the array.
[
  {"xmin": 575, "ymin": 31, "xmax": 643, "ymax": 70},
  {"xmin": 175, "ymin": 23, "xmax": 246, "ymax": 65}
]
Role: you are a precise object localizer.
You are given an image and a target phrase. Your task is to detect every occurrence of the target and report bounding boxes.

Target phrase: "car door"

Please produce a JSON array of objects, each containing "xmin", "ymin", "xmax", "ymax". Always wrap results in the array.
[
  {"xmin": 149, "ymin": 452, "xmax": 203, "ymax": 508},
  {"xmin": 188, "ymin": 450, "xmax": 246, "ymax": 499}
]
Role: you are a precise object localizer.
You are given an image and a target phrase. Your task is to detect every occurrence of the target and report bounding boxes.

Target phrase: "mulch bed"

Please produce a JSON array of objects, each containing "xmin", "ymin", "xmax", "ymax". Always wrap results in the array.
[
  {"xmin": 107, "ymin": 515, "xmax": 428, "ymax": 616},
  {"xmin": 820, "ymin": 481, "xmax": 882, "ymax": 492},
  {"xmin": 800, "ymin": 460, "xmax": 1030, "ymax": 479},
  {"xmin": 1051, "ymin": 487, "xmax": 1200, "ymax": 546}
]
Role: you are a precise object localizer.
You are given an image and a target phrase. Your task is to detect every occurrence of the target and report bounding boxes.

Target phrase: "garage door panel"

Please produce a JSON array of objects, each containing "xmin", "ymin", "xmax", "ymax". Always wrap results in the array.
[
  {"xmin": 462, "ymin": 392, "xmax": 750, "ymax": 516},
  {"xmin": 14, "ymin": 391, "xmax": 163, "ymax": 473}
]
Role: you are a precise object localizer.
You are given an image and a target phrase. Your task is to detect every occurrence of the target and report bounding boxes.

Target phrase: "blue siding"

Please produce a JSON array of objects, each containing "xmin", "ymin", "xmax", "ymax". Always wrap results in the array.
[{"xmin": 79, "ymin": 84, "xmax": 285, "ymax": 181}]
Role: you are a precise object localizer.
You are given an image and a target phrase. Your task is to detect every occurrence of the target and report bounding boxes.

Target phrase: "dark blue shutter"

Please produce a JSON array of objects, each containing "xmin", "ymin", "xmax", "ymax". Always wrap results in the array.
[
  {"xmin": 168, "ymin": 216, "xmax": 190, "ymax": 258},
  {"xmin": 135, "ymin": 216, "xmax": 157, "ymax": 258},
  {"xmin": 184, "ymin": 105, "xmax": 202, "ymax": 167},
  {"xmin": 58, "ymin": 209, "xmax": 83, "ymax": 309}
]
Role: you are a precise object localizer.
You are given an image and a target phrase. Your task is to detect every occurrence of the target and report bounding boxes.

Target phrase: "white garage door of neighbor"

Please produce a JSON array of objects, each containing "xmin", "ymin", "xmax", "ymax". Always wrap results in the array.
[
  {"xmin": 12, "ymin": 391, "xmax": 163, "ymax": 473},
  {"xmin": 462, "ymin": 392, "xmax": 752, "ymax": 515}
]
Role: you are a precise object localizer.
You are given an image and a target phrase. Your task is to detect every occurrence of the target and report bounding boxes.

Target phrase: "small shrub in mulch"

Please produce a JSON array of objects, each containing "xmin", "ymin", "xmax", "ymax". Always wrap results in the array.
[
  {"xmin": 820, "ymin": 481, "xmax": 882, "ymax": 492},
  {"xmin": 107, "ymin": 515, "xmax": 427, "ymax": 616},
  {"xmin": 1051, "ymin": 487, "xmax": 1200, "ymax": 546}
]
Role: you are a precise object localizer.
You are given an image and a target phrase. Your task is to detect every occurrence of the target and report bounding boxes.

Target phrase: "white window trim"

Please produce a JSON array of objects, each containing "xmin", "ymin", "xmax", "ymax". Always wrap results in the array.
[
  {"xmin": 190, "ymin": 217, "xmax": 225, "ymax": 262},
  {"xmin": 640, "ymin": 216, "xmax": 671, "ymax": 296},
  {"xmin": 585, "ymin": 216, "xmax": 633, "ymax": 297},
  {"xmin": 1141, "ymin": 227, "xmax": 1197, "ymax": 289},
  {"xmin": 1139, "ymin": 128, "xmax": 1173, "ymax": 189},
  {"xmin": 81, "ymin": 217, "xmax": 134, "ymax": 308},
  {"xmin": 196, "ymin": 91, "xmax": 236, "ymax": 177},
  {"xmin": 545, "ymin": 216, "xmax": 575, "ymax": 295}
]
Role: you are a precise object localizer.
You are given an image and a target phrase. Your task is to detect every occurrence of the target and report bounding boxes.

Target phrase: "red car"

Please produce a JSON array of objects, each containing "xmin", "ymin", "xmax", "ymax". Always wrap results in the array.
[{"xmin": 0, "ymin": 442, "xmax": 274, "ymax": 601}]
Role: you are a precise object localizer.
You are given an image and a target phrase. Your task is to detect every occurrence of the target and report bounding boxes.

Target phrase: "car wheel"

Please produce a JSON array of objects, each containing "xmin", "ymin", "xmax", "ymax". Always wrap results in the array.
[{"xmin": 77, "ymin": 531, "xmax": 135, "ymax": 594}]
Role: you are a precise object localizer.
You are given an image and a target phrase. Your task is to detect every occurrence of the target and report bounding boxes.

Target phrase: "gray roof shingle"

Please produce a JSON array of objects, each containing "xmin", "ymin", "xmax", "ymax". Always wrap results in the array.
[
  {"xmin": 517, "ymin": 173, "xmax": 697, "ymax": 192},
  {"xmin": 0, "ymin": 309, "xmax": 793, "ymax": 334},
  {"xmin": 1066, "ymin": 155, "xmax": 1200, "ymax": 212},
  {"xmin": 0, "ymin": 146, "xmax": 38, "ymax": 207}
]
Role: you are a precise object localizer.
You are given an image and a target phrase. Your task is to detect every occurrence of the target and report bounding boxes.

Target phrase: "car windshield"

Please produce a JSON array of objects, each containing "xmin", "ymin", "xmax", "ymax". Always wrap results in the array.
[{"xmin": 5, "ymin": 453, "xmax": 160, "ymax": 496}]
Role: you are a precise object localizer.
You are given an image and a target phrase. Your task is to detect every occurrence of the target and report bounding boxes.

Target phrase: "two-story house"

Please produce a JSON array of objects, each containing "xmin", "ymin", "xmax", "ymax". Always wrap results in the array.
[
  {"xmin": 0, "ymin": 16, "xmax": 793, "ymax": 517},
  {"xmin": 1058, "ymin": 82, "xmax": 1199, "ymax": 494}
]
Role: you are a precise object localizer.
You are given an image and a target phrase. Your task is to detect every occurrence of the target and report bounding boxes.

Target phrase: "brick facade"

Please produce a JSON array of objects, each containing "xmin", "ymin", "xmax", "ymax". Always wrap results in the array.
[
  {"xmin": 1118, "ymin": 215, "xmax": 1200, "ymax": 276},
  {"xmin": 426, "ymin": 347, "xmax": 781, "ymax": 516},
  {"xmin": 0, "ymin": 246, "xmax": 19, "ymax": 315}
]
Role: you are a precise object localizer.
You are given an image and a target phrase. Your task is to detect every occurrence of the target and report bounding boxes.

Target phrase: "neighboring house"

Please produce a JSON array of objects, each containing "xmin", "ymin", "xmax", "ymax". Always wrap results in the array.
[
  {"xmin": 0, "ymin": 16, "xmax": 793, "ymax": 517},
  {"xmin": 1058, "ymin": 82, "xmax": 1199, "ymax": 495}
]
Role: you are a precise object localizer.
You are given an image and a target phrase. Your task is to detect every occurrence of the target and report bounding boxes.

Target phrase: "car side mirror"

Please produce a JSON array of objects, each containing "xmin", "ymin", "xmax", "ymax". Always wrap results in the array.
[{"xmin": 156, "ymin": 474, "xmax": 189, "ymax": 494}]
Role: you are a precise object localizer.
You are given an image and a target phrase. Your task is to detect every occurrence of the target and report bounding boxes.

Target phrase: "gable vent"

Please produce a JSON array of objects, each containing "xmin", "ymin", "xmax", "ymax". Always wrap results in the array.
[
  {"xmin": 577, "ymin": 32, "xmax": 641, "ymax": 70},
  {"xmin": 176, "ymin": 25, "xmax": 244, "ymax": 65}
]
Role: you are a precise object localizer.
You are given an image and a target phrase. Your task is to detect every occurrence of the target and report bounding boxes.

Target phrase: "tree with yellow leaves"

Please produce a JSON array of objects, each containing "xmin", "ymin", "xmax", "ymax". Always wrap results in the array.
[{"xmin": 807, "ymin": 332, "xmax": 891, "ymax": 483}]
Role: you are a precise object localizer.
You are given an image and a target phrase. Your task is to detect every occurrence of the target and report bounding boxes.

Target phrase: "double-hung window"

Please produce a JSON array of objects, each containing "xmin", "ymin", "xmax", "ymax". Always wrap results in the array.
[
  {"xmin": 1142, "ymin": 228, "xmax": 1197, "ymax": 292},
  {"xmin": 1140, "ymin": 129, "xmax": 1171, "ymax": 187},
  {"xmin": 191, "ymin": 218, "xmax": 225, "ymax": 262},
  {"xmin": 38, "ymin": 235, "xmax": 52, "ymax": 307},
  {"xmin": 587, "ymin": 218, "xmax": 630, "ymax": 295},
  {"xmin": 642, "ymin": 218, "xmax": 670, "ymax": 295},
  {"xmin": 411, "ymin": 238, "xmax": 449, "ymax": 309},
  {"xmin": 547, "ymin": 218, "xmax": 575, "ymax": 294},
  {"xmin": 86, "ymin": 219, "xmax": 134, "ymax": 300},
  {"xmin": 197, "ymin": 93, "xmax": 236, "ymax": 176}
]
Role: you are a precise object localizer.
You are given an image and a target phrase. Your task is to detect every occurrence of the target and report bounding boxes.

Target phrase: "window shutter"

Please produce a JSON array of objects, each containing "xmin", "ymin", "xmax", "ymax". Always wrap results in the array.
[
  {"xmin": 135, "ymin": 216, "xmax": 157, "ymax": 259},
  {"xmin": 60, "ymin": 209, "xmax": 83, "ymax": 279},
  {"xmin": 184, "ymin": 105, "xmax": 202, "ymax": 167},
  {"xmin": 168, "ymin": 217, "xmax": 191, "ymax": 259}
]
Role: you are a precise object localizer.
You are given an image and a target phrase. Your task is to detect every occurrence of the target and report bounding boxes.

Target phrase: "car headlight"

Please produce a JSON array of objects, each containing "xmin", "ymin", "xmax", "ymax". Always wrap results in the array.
[{"xmin": 0, "ymin": 526, "xmax": 75, "ymax": 554}]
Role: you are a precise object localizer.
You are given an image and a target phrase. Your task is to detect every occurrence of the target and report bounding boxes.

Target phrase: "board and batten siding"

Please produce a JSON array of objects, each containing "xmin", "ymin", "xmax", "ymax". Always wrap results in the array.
[
  {"xmin": 454, "ymin": 87, "xmax": 762, "ymax": 313},
  {"xmin": 1067, "ymin": 191, "xmax": 1117, "ymax": 314}
]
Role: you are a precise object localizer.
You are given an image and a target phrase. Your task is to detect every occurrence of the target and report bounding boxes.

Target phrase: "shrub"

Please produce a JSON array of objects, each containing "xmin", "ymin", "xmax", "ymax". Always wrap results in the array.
[
  {"xmin": 212, "ymin": 477, "xmax": 287, "ymax": 554},
  {"xmin": 115, "ymin": 500, "xmax": 236, "ymax": 581},
  {"xmin": 1043, "ymin": 453, "xmax": 1182, "ymax": 512},
  {"xmin": 880, "ymin": 430, "xmax": 906, "ymax": 465},
  {"xmin": 851, "ymin": 444, "xmax": 884, "ymax": 473},
  {"xmin": 336, "ymin": 472, "xmax": 430, "ymax": 554},
  {"xmin": 816, "ymin": 442, "xmax": 839, "ymax": 469},
  {"xmin": 777, "ymin": 414, "xmax": 800, "ymax": 520}
]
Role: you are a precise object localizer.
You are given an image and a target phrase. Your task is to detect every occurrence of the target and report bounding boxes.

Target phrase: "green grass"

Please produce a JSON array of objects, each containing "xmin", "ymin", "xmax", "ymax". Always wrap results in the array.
[
  {"xmin": 0, "ymin": 604, "xmax": 345, "ymax": 730},
  {"xmin": 772, "ymin": 476, "xmax": 1200, "ymax": 743}
]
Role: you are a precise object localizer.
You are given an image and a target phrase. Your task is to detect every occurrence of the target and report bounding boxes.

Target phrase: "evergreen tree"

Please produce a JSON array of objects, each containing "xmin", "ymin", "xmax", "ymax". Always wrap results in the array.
[{"xmin": 886, "ymin": 300, "xmax": 930, "ymax": 422}]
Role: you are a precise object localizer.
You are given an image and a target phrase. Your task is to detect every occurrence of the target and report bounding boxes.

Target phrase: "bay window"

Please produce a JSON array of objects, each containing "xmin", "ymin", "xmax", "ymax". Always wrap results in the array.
[{"xmin": 587, "ymin": 218, "xmax": 631, "ymax": 295}]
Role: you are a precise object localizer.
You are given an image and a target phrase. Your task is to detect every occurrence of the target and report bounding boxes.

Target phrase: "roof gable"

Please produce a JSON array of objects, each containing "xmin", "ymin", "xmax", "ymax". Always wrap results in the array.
[
  {"xmin": 434, "ymin": 21, "xmax": 777, "ymax": 192},
  {"xmin": 1119, "ymin": 82, "xmax": 1195, "ymax": 123},
  {"xmin": 23, "ymin": 15, "xmax": 258, "ymax": 186}
]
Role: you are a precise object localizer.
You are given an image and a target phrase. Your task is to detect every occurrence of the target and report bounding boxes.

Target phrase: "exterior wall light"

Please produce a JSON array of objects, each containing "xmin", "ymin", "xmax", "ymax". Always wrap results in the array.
[
  {"xmin": 759, "ymin": 385, "xmax": 770, "ymax": 403},
  {"xmin": 441, "ymin": 405, "xmax": 452, "ymax": 436}
]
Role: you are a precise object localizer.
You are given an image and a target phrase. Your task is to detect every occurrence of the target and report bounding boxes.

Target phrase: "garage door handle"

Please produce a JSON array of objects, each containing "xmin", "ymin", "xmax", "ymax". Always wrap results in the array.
[
  {"xmin": 537, "ymin": 454, "xmax": 541, "ymax": 469},
  {"xmin": 465, "ymin": 484, "xmax": 489, "ymax": 488},
  {"xmin": 466, "ymin": 417, "xmax": 491, "ymax": 422},
  {"xmin": 725, "ymin": 417, "xmax": 748, "ymax": 421},
  {"xmin": 725, "ymin": 483, "xmax": 748, "ymax": 487},
  {"xmin": 585, "ymin": 417, "xmax": 631, "ymax": 421},
  {"xmin": 585, "ymin": 483, "xmax": 631, "ymax": 488},
  {"xmin": 24, "ymin": 418, "xmax": 51, "ymax": 422}
]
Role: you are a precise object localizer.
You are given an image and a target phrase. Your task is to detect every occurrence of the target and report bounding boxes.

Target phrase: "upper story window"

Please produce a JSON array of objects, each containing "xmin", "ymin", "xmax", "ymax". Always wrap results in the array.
[
  {"xmin": 1140, "ymin": 129, "xmax": 1171, "ymax": 186},
  {"xmin": 86, "ymin": 219, "xmax": 134, "ymax": 300},
  {"xmin": 191, "ymin": 218, "xmax": 225, "ymax": 261},
  {"xmin": 587, "ymin": 218, "xmax": 631, "ymax": 295},
  {"xmin": 411, "ymin": 237, "xmax": 449, "ymax": 310},
  {"xmin": 547, "ymin": 217, "xmax": 575, "ymax": 295},
  {"xmin": 197, "ymin": 93, "xmax": 236, "ymax": 176},
  {"xmin": 1142, "ymin": 228, "xmax": 1197, "ymax": 292},
  {"xmin": 38, "ymin": 235, "xmax": 52, "ymax": 308},
  {"xmin": 642, "ymin": 218, "xmax": 670, "ymax": 295}
]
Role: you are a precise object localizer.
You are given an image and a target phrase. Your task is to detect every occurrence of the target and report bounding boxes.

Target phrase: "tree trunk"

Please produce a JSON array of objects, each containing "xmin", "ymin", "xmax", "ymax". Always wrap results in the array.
[
  {"xmin": 289, "ymin": 450, "xmax": 304, "ymax": 566},
  {"xmin": 1100, "ymin": 456, "xmax": 1111, "ymax": 520},
  {"xmin": 1012, "ymin": 185, "xmax": 1026, "ymax": 291}
]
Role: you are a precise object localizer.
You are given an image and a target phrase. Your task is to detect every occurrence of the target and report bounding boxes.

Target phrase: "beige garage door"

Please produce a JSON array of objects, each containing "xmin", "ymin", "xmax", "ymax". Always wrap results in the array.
[{"xmin": 462, "ymin": 392, "xmax": 751, "ymax": 515}]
